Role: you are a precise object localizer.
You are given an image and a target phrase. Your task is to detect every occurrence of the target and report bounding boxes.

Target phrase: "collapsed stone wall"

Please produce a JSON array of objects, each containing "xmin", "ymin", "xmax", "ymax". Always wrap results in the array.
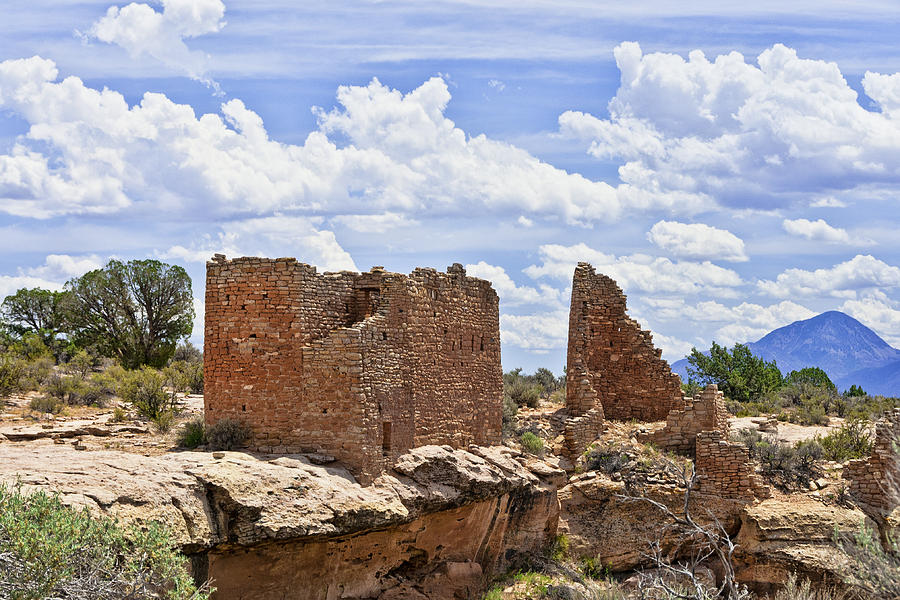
[
  {"xmin": 844, "ymin": 408, "xmax": 900, "ymax": 517},
  {"xmin": 647, "ymin": 385, "xmax": 729, "ymax": 455},
  {"xmin": 204, "ymin": 256, "xmax": 502, "ymax": 484},
  {"xmin": 566, "ymin": 263, "xmax": 684, "ymax": 424},
  {"xmin": 696, "ymin": 431, "xmax": 771, "ymax": 500}
]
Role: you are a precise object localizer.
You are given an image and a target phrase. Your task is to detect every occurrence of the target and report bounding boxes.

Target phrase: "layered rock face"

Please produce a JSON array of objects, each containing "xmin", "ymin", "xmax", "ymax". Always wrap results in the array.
[
  {"xmin": 0, "ymin": 442, "xmax": 563, "ymax": 600},
  {"xmin": 557, "ymin": 472, "xmax": 747, "ymax": 572},
  {"xmin": 734, "ymin": 499, "xmax": 871, "ymax": 595}
]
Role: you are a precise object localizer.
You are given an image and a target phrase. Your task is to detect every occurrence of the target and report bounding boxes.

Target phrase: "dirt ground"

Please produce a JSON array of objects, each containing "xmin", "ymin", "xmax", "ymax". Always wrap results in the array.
[{"xmin": 0, "ymin": 391, "xmax": 204, "ymax": 455}]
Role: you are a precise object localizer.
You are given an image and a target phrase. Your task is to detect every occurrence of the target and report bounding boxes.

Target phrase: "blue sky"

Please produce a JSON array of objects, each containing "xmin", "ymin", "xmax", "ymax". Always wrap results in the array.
[{"xmin": 3, "ymin": 0, "xmax": 900, "ymax": 374}]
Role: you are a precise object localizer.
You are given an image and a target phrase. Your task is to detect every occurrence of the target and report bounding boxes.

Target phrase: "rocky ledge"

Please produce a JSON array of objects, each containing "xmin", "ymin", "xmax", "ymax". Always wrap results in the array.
[{"xmin": 0, "ymin": 441, "xmax": 565, "ymax": 600}]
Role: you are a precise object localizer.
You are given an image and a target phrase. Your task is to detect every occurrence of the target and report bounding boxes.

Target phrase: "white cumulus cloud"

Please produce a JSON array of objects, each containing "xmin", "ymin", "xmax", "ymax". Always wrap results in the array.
[
  {"xmin": 465, "ymin": 261, "xmax": 564, "ymax": 308},
  {"xmin": 840, "ymin": 291, "xmax": 900, "ymax": 348},
  {"xmin": 500, "ymin": 310, "xmax": 569, "ymax": 353},
  {"xmin": 0, "ymin": 254, "xmax": 105, "ymax": 299},
  {"xmin": 84, "ymin": 0, "xmax": 225, "ymax": 90},
  {"xmin": 160, "ymin": 216, "xmax": 357, "ymax": 272},
  {"xmin": 758, "ymin": 254, "xmax": 900, "ymax": 299},
  {"xmin": 782, "ymin": 218, "xmax": 851, "ymax": 244},
  {"xmin": 0, "ymin": 60, "xmax": 627, "ymax": 226},
  {"xmin": 524, "ymin": 243, "xmax": 743, "ymax": 297},
  {"xmin": 559, "ymin": 42, "xmax": 900, "ymax": 212},
  {"xmin": 647, "ymin": 220, "xmax": 748, "ymax": 262}
]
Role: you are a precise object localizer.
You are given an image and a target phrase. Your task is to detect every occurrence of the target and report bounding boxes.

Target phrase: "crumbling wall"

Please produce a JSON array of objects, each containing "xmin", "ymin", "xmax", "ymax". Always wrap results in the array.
[
  {"xmin": 565, "ymin": 263, "xmax": 684, "ymax": 423},
  {"xmin": 647, "ymin": 385, "xmax": 729, "ymax": 455},
  {"xmin": 696, "ymin": 431, "xmax": 771, "ymax": 500},
  {"xmin": 844, "ymin": 408, "xmax": 900, "ymax": 517},
  {"xmin": 204, "ymin": 256, "xmax": 502, "ymax": 484}
]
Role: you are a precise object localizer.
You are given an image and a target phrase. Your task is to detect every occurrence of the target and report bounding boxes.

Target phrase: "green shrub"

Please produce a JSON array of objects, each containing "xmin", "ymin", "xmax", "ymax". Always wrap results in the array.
[
  {"xmin": 794, "ymin": 397, "xmax": 830, "ymax": 426},
  {"xmin": 0, "ymin": 353, "xmax": 25, "ymax": 399},
  {"xmin": 29, "ymin": 395, "xmax": 64, "ymax": 415},
  {"xmin": 41, "ymin": 374, "xmax": 78, "ymax": 403},
  {"xmin": 579, "ymin": 556, "xmax": 608, "ymax": 580},
  {"xmin": 205, "ymin": 418, "xmax": 251, "ymax": 450},
  {"xmin": 152, "ymin": 410, "xmax": 177, "ymax": 433},
  {"xmin": 18, "ymin": 357, "xmax": 53, "ymax": 391},
  {"xmin": 177, "ymin": 417, "xmax": 206, "ymax": 448},
  {"xmin": 506, "ymin": 378, "xmax": 542, "ymax": 408},
  {"xmin": 90, "ymin": 364, "xmax": 129, "ymax": 397},
  {"xmin": 818, "ymin": 417, "xmax": 873, "ymax": 461},
  {"xmin": 165, "ymin": 360, "xmax": 204, "ymax": 394},
  {"xmin": 549, "ymin": 533, "xmax": 569, "ymax": 561},
  {"xmin": 503, "ymin": 368, "xmax": 559, "ymax": 409},
  {"xmin": 0, "ymin": 483, "xmax": 211, "ymax": 599},
  {"xmin": 502, "ymin": 394, "xmax": 518, "ymax": 437},
  {"xmin": 65, "ymin": 349, "xmax": 96, "ymax": 380},
  {"xmin": 120, "ymin": 367, "xmax": 177, "ymax": 421},
  {"xmin": 110, "ymin": 406, "xmax": 128, "ymax": 422},
  {"xmin": 756, "ymin": 439, "xmax": 823, "ymax": 490},
  {"xmin": 836, "ymin": 521, "xmax": 900, "ymax": 599},
  {"xmin": 519, "ymin": 431, "xmax": 543, "ymax": 455},
  {"xmin": 584, "ymin": 443, "xmax": 630, "ymax": 474}
]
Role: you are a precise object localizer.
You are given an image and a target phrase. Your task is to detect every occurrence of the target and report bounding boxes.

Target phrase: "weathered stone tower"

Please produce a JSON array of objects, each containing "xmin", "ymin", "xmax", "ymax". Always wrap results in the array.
[
  {"xmin": 564, "ymin": 263, "xmax": 684, "ymax": 451},
  {"xmin": 204, "ymin": 256, "xmax": 503, "ymax": 484}
]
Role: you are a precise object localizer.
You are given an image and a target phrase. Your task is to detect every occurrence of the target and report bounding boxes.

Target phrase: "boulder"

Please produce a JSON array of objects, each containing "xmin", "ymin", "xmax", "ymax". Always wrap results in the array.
[{"xmin": 0, "ymin": 442, "xmax": 563, "ymax": 600}]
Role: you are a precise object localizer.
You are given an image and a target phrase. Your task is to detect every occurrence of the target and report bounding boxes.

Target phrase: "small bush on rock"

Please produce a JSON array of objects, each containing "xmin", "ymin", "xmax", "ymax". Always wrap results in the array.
[
  {"xmin": 29, "ymin": 395, "xmax": 64, "ymax": 415},
  {"xmin": 520, "ymin": 431, "xmax": 543, "ymax": 455},
  {"xmin": 818, "ymin": 417, "xmax": 873, "ymax": 461},
  {"xmin": 120, "ymin": 367, "xmax": 177, "ymax": 421},
  {"xmin": 0, "ymin": 353, "xmax": 25, "ymax": 399},
  {"xmin": 205, "ymin": 418, "xmax": 250, "ymax": 450},
  {"xmin": 177, "ymin": 417, "xmax": 206, "ymax": 448}
]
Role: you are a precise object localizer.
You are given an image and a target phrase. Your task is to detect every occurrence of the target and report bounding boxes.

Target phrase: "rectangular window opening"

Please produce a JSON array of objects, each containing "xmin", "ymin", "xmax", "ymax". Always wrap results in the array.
[{"xmin": 382, "ymin": 422, "xmax": 392, "ymax": 453}]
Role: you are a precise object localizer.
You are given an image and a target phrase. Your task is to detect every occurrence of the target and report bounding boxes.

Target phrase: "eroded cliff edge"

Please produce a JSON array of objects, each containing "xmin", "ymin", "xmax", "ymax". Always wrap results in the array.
[{"xmin": 0, "ymin": 441, "xmax": 565, "ymax": 600}]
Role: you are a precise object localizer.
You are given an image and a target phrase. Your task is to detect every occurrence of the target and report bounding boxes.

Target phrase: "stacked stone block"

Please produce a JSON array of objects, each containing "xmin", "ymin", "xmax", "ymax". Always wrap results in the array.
[
  {"xmin": 696, "ymin": 431, "xmax": 771, "ymax": 500},
  {"xmin": 565, "ymin": 263, "xmax": 684, "ymax": 424},
  {"xmin": 204, "ymin": 256, "xmax": 502, "ymax": 485},
  {"xmin": 647, "ymin": 385, "xmax": 729, "ymax": 456},
  {"xmin": 844, "ymin": 408, "xmax": 900, "ymax": 517}
]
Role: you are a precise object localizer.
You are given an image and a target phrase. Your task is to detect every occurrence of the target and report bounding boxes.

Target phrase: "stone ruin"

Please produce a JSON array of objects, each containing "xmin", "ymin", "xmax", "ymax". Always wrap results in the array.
[
  {"xmin": 844, "ymin": 408, "xmax": 900, "ymax": 519},
  {"xmin": 563, "ymin": 264, "xmax": 768, "ymax": 499},
  {"xmin": 696, "ymin": 430, "xmax": 771, "ymax": 500},
  {"xmin": 564, "ymin": 262, "xmax": 685, "ymax": 453},
  {"xmin": 646, "ymin": 384, "xmax": 730, "ymax": 455},
  {"xmin": 204, "ymin": 256, "xmax": 502, "ymax": 485}
]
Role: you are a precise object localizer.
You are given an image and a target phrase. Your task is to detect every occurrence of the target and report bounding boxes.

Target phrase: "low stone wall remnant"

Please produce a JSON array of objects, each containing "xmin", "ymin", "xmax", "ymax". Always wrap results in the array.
[
  {"xmin": 647, "ymin": 384, "xmax": 729, "ymax": 456},
  {"xmin": 696, "ymin": 430, "xmax": 771, "ymax": 501}
]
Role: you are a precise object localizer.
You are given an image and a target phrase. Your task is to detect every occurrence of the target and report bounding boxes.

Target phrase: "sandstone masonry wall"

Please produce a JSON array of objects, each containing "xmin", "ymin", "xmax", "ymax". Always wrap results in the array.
[
  {"xmin": 566, "ymin": 263, "xmax": 684, "ymax": 424},
  {"xmin": 648, "ymin": 385, "xmax": 729, "ymax": 455},
  {"xmin": 844, "ymin": 408, "xmax": 900, "ymax": 517},
  {"xmin": 696, "ymin": 431, "xmax": 771, "ymax": 500},
  {"xmin": 204, "ymin": 256, "xmax": 502, "ymax": 484}
]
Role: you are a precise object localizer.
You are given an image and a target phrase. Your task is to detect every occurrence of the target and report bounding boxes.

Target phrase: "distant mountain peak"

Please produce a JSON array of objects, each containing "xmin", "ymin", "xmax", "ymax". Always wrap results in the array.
[{"xmin": 671, "ymin": 310, "xmax": 900, "ymax": 396}]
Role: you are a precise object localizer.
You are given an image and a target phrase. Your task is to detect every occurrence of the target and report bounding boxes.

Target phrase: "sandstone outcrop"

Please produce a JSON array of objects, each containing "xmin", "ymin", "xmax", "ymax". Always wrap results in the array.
[
  {"xmin": 734, "ymin": 498, "xmax": 870, "ymax": 594},
  {"xmin": 557, "ymin": 470, "xmax": 746, "ymax": 572},
  {"xmin": 0, "ymin": 441, "xmax": 562, "ymax": 600}
]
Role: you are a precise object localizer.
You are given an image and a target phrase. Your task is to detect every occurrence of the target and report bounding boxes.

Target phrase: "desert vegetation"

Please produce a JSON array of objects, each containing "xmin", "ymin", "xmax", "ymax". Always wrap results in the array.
[
  {"xmin": 0, "ymin": 483, "xmax": 211, "ymax": 599},
  {"xmin": 0, "ymin": 259, "xmax": 205, "ymax": 432}
]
